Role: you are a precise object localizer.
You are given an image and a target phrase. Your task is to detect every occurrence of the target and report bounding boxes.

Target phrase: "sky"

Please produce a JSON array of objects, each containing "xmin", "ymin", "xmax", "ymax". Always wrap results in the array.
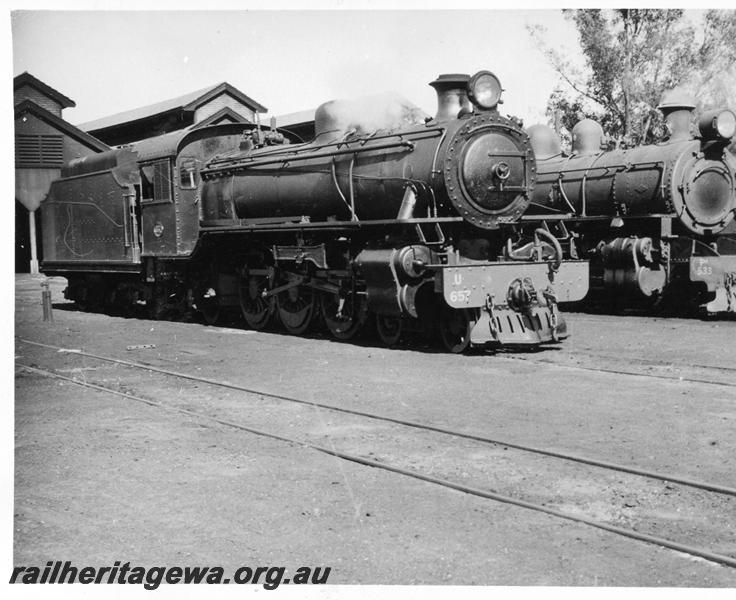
[{"xmin": 11, "ymin": 8, "xmax": 584, "ymax": 129}]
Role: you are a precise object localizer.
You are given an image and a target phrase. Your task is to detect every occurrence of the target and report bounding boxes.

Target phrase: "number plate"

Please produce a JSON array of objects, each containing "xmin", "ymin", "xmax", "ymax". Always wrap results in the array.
[{"xmin": 690, "ymin": 256, "xmax": 736, "ymax": 284}]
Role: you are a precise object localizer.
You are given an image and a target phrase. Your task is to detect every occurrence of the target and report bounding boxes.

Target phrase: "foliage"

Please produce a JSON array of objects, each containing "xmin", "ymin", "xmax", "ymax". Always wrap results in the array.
[{"xmin": 529, "ymin": 9, "xmax": 736, "ymax": 148}]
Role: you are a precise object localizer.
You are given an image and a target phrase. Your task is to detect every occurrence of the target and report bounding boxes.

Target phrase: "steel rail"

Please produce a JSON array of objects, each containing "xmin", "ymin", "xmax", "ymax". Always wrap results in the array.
[
  {"xmin": 520, "ymin": 347, "xmax": 736, "ymax": 375},
  {"xmin": 16, "ymin": 362, "xmax": 736, "ymax": 570},
  {"xmin": 494, "ymin": 354, "xmax": 736, "ymax": 389},
  {"xmin": 17, "ymin": 337, "xmax": 736, "ymax": 497}
]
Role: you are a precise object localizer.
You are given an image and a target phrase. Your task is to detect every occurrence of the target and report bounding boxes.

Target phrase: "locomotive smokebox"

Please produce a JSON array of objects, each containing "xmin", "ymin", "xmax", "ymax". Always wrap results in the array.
[{"xmin": 429, "ymin": 74, "xmax": 472, "ymax": 122}]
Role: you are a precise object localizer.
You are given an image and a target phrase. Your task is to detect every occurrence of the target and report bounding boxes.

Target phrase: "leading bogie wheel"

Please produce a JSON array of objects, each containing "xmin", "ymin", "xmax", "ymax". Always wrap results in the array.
[
  {"xmin": 375, "ymin": 314, "xmax": 403, "ymax": 347},
  {"xmin": 438, "ymin": 308, "xmax": 474, "ymax": 353}
]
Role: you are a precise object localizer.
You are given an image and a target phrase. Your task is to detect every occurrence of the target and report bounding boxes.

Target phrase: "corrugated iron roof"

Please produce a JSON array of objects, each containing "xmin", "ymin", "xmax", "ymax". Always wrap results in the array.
[{"xmin": 78, "ymin": 82, "xmax": 267, "ymax": 133}]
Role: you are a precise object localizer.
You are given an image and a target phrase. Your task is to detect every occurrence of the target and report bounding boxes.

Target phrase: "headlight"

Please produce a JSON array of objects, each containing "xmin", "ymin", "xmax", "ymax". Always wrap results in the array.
[
  {"xmin": 699, "ymin": 109, "xmax": 736, "ymax": 141},
  {"xmin": 467, "ymin": 71, "xmax": 503, "ymax": 110}
]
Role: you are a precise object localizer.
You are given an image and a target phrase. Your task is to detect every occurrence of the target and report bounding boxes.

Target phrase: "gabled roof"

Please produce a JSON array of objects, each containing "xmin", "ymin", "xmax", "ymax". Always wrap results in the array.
[
  {"xmin": 14, "ymin": 72, "xmax": 76, "ymax": 108},
  {"xmin": 184, "ymin": 82, "xmax": 267, "ymax": 114},
  {"xmin": 15, "ymin": 100, "xmax": 110, "ymax": 153},
  {"xmin": 78, "ymin": 82, "xmax": 267, "ymax": 133},
  {"xmin": 191, "ymin": 106, "xmax": 250, "ymax": 129}
]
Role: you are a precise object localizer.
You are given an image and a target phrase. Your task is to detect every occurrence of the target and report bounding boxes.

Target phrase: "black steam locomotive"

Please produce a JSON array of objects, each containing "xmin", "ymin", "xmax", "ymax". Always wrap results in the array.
[
  {"xmin": 527, "ymin": 91, "xmax": 736, "ymax": 314},
  {"xmin": 40, "ymin": 70, "xmax": 589, "ymax": 352}
]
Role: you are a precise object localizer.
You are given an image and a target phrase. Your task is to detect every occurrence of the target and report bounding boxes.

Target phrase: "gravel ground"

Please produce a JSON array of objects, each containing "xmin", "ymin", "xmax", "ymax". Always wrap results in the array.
[{"xmin": 12, "ymin": 275, "xmax": 736, "ymax": 586}]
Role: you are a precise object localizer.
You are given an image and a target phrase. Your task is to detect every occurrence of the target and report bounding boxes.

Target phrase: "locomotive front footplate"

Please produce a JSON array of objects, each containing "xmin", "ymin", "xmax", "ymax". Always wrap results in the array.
[{"xmin": 438, "ymin": 260, "xmax": 589, "ymax": 347}]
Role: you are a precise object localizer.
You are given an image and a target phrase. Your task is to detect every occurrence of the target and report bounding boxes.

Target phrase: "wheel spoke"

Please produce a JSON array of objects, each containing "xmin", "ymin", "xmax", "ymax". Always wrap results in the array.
[
  {"xmin": 239, "ymin": 272, "xmax": 274, "ymax": 330},
  {"xmin": 277, "ymin": 286, "xmax": 317, "ymax": 334}
]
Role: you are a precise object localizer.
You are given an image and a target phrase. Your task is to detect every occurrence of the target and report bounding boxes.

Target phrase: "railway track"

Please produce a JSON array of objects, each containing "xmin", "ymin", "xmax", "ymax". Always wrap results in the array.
[
  {"xmin": 563, "ymin": 353, "xmax": 736, "ymax": 374},
  {"xmin": 16, "ymin": 337, "xmax": 736, "ymax": 569},
  {"xmin": 21, "ymin": 305, "xmax": 736, "ymax": 389},
  {"xmin": 27, "ymin": 279, "xmax": 736, "ymax": 388},
  {"xmin": 16, "ymin": 337, "xmax": 736, "ymax": 494}
]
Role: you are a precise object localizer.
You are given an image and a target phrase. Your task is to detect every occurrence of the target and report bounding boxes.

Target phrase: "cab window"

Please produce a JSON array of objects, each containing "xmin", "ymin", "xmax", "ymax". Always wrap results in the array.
[{"xmin": 140, "ymin": 159, "xmax": 172, "ymax": 203}]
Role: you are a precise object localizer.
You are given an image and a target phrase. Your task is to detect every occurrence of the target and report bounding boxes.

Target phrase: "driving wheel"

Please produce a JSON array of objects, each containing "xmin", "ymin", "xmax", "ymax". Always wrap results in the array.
[{"xmin": 277, "ymin": 285, "xmax": 317, "ymax": 334}]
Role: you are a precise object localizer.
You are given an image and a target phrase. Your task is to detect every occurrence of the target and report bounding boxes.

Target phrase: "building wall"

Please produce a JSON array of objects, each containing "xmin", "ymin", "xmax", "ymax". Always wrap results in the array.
[
  {"xmin": 17, "ymin": 113, "xmax": 101, "ymax": 163},
  {"xmin": 15, "ymin": 112, "xmax": 101, "ymax": 211},
  {"xmin": 14, "ymin": 84, "xmax": 63, "ymax": 117},
  {"xmin": 194, "ymin": 93, "xmax": 255, "ymax": 124}
]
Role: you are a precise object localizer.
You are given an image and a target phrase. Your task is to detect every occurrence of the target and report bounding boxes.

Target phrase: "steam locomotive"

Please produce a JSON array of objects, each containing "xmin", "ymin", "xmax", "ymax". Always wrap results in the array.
[
  {"xmin": 40, "ymin": 70, "xmax": 589, "ymax": 352},
  {"xmin": 527, "ymin": 91, "xmax": 736, "ymax": 314}
]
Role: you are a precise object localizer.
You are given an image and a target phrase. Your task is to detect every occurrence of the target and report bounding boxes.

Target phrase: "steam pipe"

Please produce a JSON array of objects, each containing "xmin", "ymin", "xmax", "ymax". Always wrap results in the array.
[{"xmin": 203, "ymin": 140, "xmax": 416, "ymax": 177}]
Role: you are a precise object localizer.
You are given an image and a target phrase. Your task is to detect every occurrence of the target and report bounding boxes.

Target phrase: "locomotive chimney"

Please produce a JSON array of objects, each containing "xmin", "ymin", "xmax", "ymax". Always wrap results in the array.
[
  {"xmin": 658, "ymin": 88, "xmax": 696, "ymax": 141},
  {"xmin": 429, "ymin": 74, "xmax": 471, "ymax": 122}
]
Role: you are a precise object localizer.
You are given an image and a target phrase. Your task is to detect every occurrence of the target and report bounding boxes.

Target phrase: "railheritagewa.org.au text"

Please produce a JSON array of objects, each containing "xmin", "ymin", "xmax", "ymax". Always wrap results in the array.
[{"xmin": 10, "ymin": 561, "xmax": 331, "ymax": 590}]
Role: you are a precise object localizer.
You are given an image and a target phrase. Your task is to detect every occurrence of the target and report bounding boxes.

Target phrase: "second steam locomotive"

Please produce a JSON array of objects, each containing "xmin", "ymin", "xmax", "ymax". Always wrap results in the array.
[
  {"xmin": 527, "ymin": 91, "xmax": 736, "ymax": 314},
  {"xmin": 40, "ymin": 70, "xmax": 588, "ymax": 352}
]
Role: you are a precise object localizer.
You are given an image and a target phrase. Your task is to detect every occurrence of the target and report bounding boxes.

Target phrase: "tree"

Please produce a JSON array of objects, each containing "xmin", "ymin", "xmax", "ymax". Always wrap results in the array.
[{"xmin": 529, "ymin": 9, "xmax": 736, "ymax": 148}]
